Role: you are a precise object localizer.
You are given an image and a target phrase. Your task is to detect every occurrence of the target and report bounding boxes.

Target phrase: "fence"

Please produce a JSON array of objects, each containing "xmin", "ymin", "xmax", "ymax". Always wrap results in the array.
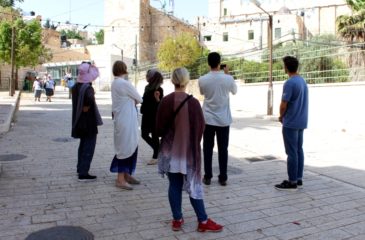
[
  {"xmin": 137, "ymin": 42, "xmax": 365, "ymax": 85},
  {"xmin": 220, "ymin": 42, "xmax": 365, "ymax": 84}
]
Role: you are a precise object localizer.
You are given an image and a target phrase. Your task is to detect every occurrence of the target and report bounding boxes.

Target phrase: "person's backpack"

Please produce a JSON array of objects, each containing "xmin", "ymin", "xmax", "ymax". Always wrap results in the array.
[{"xmin": 67, "ymin": 79, "xmax": 75, "ymax": 88}]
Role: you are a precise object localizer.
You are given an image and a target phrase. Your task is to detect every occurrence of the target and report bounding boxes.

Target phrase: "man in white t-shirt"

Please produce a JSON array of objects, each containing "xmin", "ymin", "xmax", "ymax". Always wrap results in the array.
[{"xmin": 198, "ymin": 52, "xmax": 237, "ymax": 186}]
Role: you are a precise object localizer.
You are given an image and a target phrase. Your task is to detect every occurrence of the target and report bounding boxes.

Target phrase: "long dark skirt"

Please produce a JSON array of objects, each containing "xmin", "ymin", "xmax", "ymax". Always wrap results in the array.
[
  {"xmin": 34, "ymin": 90, "xmax": 42, "ymax": 98},
  {"xmin": 45, "ymin": 88, "xmax": 54, "ymax": 96},
  {"xmin": 110, "ymin": 148, "xmax": 138, "ymax": 174}
]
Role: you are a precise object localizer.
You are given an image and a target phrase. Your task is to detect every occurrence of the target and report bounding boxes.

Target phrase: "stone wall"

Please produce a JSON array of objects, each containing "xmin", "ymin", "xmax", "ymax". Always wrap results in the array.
[
  {"xmin": 139, "ymin": 5, "xmax": 199, "ymax": 63},
  {"xmin": 0, "ymin": 65, "xmax": 11, "ymax": 90},
  {"xmin": 104, "ymin": 0, "xmax": 199, "ymax": 65}
]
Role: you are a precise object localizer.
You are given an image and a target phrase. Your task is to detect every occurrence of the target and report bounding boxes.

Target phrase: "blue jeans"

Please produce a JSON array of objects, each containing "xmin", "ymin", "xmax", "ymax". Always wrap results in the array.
[
  {"xmin": 203, "ymin": 124, "xmax": 230, "ymax": 182},
  {"xmin": 167, "ymin": 173, "xmax": 208, "ymax": 222},
  {"xmin": 282, "ymin": 127, "xmax": 304, "ymax": 182},
  {"xmin": 77, "ymin": 134, "xmax": 97, "ymax": 175}
]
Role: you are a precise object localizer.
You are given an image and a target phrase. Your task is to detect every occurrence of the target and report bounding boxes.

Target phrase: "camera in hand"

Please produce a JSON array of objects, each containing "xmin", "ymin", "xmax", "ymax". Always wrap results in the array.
[{"xmin": 220, "ymin": 64, "xmax": 226, "ymax": 70}]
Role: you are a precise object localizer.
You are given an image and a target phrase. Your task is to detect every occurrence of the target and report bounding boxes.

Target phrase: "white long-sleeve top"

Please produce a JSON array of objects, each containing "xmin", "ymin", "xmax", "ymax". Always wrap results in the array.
[{"xmin": 111, "ymin": 76, "xmax": 143, "ymax": 159}]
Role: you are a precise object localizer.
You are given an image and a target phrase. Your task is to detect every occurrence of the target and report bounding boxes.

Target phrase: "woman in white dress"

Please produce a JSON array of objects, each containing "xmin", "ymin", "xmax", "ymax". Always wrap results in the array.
[{"xmin": 110, "ymin": 61, "xmax": 143, "ymax": 190}]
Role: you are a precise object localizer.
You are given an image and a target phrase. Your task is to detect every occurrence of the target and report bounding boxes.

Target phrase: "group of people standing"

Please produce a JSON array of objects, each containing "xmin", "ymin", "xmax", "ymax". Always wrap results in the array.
[
  {"xmin": 32, "ymin": 74, "xmax": 56, "ymax": 102},
  {"xmin": 70, "ymin": 52, "xmax": 308, "ymax": 233}
]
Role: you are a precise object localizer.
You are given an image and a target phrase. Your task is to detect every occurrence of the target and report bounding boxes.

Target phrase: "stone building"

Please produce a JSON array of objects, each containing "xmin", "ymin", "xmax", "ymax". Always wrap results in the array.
[
  {"xmin": 199, "ymin": 0, "xmax": 352, "ymax": 56},
  {"xmin": 104, "ymin": 0, "xmax": 199, "ymax": 77}
]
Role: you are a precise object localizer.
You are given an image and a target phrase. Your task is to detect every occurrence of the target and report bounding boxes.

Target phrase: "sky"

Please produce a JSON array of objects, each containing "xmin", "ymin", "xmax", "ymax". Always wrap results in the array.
[{"xmin": 15, "ymin": 0, "xmax": 208, "ymax": 31}]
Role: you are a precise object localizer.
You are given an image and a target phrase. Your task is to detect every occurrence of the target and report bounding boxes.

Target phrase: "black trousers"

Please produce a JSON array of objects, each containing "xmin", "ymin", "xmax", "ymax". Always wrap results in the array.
[
  {"xmin": 203, "ymin": 124, "xmax": 230, "ymax": 182},
  {"xmin": 77, "ymin": 134, "xmax": 97, "ymax": 175},
  {"xmin": 141, "ymin": 117, "xmax": 159, "ymax": 159}
]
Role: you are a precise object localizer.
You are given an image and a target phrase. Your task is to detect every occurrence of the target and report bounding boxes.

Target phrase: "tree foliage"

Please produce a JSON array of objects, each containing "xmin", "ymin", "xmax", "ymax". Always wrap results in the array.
[
  {"xmin": 95, "ymin": 29, "xmax": 104, "ymax": 44},
  {"xmin": 187, "ymin": 47, "xmax": 210, "ymax": 79},
  {"xmin": 213, "ymin": 35, "xmax": 349, "ymax": 84},
  {"xmin": 336, "ymin": 0, "xmax": 365, "ymax": 42},
  {"xmin": 60, "ymin": 29, "xmax": 83, "ymax": 40},
  {"xmin": 271, "ymin": 35, "xmax": 348, "ymax": 83},
  {"xmin": 346, "ymin": 0, "xmax": 365, "ymax": 11},
  {"xmin": 0, "ymin": 0, "xmax": 23, "ymax": 7},
  {"xmin": 157, "ymin": 33, "xmax": 201, "ymax": 71},
  {"xmin": 0, "ymin": 18, "xmax": 52, "ymax": 68},
  {"xmin": 43, "ymin": 18, "xmax": 57, "ymax": 30}
]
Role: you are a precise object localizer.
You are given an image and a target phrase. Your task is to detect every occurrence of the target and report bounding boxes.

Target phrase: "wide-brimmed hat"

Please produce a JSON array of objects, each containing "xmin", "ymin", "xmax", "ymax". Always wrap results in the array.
[{"xmin": 77, "ymin": 62, "xmax": 99, "ymax": 83}]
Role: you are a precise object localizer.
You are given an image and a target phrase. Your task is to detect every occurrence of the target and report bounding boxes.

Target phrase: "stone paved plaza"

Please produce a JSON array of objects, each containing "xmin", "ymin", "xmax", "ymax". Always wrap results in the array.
[{"xmin": 0, "ymin": 83, "xmax": 365, "ymax": 240}]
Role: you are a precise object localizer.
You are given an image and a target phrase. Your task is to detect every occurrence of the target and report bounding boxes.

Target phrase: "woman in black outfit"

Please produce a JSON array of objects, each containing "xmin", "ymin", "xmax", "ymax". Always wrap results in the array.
[{"xmin": 140, "ymin": 69, "xmax": 164, "ymax": 165}]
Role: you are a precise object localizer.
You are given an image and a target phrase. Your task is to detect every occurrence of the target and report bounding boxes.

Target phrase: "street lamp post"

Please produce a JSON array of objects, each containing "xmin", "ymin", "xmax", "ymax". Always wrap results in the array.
[{"xmin": 250, "ymin": 0, "xmax": 273, "ymax": 115}]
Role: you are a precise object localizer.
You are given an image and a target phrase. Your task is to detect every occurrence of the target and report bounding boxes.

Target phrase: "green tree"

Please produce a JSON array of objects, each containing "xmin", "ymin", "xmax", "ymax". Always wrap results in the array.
[
  {"xmin": 0, "ymin": 18, "xmax": 52, "ymax": 68},
  {"xmin": 0, "ymin": 0, "xmax": 23, "ymax": 7},
  {"xmin": 43, "ymin": 18, "xmax": 51, "ymax": 29},
  {"xmin": 60, "ymin": 29, "xmax": 83, "ymax": 40},
  {"xmin": 271, "ymin": 34, "xmax": 349, "ymax": 83},
  {"xmin": 157, "ymin": 33, "xmax": 201, "ymax": 71},
  {"xmin": 336, "ymin": 1, "xmax": 365, "ymax": 81},
  {"xmin": 336, "ymin": 0, "xmax": 365, "ymax": 42},
  {"xmin": 95, "ymin": 29, "xmax": 104, "ymax": 44},
  {"xmin": 187, "ymin": 47, "xmax": 210, "ymax": 79},
  {"xmin": 344, "ymin": 0, "xmax": 365, "ymax": 11},
  {"xmin": 223, "ymin": 35, "xmax": 348, "ymax": 84}
]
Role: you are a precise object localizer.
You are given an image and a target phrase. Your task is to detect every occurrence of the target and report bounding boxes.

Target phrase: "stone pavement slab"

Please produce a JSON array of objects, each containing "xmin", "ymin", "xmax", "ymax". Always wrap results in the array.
[{"xmin": 0, "ymin": 86, "xmax": 365, "ymax": 239}]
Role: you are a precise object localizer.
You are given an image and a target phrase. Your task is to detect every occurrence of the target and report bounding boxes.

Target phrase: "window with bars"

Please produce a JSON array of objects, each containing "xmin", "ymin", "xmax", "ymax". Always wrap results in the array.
[
  {"xmin": 223, "ymin": 32, "xmax": 229, "ymax": 42},
  {"xmin": 204, "ymin": 35, "xmax": 212, "ymax": 41},
  {"xmin": 248, "ymin": 30, "xmax": 254, "ymax": 40},
  {"xmin": 275, "ymin": 28, "xmax": 282, "ymax": 39}
]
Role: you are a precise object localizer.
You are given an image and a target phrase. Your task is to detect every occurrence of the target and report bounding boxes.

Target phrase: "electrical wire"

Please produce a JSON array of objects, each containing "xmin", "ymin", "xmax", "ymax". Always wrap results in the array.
[{"xmin": 48, "ymin": 0, "xmax": 103, "ymax": 19}]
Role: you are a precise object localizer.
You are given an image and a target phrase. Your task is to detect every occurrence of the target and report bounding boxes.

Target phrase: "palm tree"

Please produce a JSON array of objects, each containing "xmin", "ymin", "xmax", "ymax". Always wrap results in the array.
[
  {"xmin": 336, "ymin": 0, "xmax": 365, "ymax": 81},
  {"xmin": 336, "ymin": 0, "xmax": 365, "ymax": 42}
]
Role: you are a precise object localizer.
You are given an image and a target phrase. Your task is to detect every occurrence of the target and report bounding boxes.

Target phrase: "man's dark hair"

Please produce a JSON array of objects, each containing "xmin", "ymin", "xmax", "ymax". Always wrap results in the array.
[
  {"xmin": 207, "ymin": 52, "xmax": 221, "ymax": 68},
  {"xmin": 283, "ymin": 56, "xmax": 299, "ymax": 73}
]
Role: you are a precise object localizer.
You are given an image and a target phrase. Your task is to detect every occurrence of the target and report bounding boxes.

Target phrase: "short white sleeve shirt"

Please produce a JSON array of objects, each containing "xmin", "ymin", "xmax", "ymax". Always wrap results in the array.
[{"xmin": 198, "ymin": 71, "xmax": 237, "ymax": 126}]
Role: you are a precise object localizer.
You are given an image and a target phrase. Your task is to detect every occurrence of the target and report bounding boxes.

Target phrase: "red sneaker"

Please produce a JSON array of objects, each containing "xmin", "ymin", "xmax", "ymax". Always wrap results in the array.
[
  {"xmin": 172, "ymin": 218, "xmax": 184, "ymax": 231},
  {"xmin": 197, "ymin": 218, "xmax": 223, "ymax": 232}
]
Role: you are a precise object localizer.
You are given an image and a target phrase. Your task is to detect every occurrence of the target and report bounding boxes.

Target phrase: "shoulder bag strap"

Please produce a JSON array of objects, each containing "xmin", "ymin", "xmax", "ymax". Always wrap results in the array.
[{"xmin": 167, "ymin": 94, "xmax": 193, "ymax": 130}]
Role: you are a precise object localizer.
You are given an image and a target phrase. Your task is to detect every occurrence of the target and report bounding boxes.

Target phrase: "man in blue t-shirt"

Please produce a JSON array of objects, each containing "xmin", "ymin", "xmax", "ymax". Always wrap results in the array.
[{"xmin": 275, "ymin": 56, "xmax": 308, "ymax": 191}]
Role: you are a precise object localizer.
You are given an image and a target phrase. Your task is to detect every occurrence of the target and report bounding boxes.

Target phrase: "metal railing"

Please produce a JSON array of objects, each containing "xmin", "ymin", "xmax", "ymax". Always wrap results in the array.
[{"xmin": 135, "ymin": 41, "xmax": 365, "ymax": 84}]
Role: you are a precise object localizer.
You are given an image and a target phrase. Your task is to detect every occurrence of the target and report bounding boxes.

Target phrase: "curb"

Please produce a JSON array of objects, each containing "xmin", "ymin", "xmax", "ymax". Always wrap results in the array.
[
  {"xmin": 255, "ymin": 114, "xmax": 279, "ymax": 122},
  {"xmin": 0, "ymin": 91, "xmax": 20, "ymax": 175},
  {"xmin": 0, "ymin": 91, "xmax": 20, "ymax": 134}
]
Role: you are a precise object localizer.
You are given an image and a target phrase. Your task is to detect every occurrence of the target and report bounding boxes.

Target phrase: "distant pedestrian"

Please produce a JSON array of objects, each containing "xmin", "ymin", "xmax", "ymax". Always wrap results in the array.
[
  {"xmin": 44, "ymin": 75, "xmax": 56, "ymax": 102},
  {"xmin": 275, "ymin": 56, "xmax": 309, "ymax": 191},
  {"xmin": 71, "ymin": 62, "xmax": 103, "ymax": 182},
  {"xmin": 140, "ymin": 69, "xmax": 164, "ymax": 165},
  {"xmin": 110, "ymin": 61, "xmax": 143, "ymax": 190},
  {"xmin": 156, "ymin": 67, "xmax": 223, "ymax": 233},
  {"xmin": 198, "ymin": 52, "xmax": 237, "ymax": 186},
  {"xmin": 32, "ymin": 77, "xmax": 42, "ymax": 102},
  {"xmin": 65, "ymin": 72, "xmax": 74, "ymax": 99}
]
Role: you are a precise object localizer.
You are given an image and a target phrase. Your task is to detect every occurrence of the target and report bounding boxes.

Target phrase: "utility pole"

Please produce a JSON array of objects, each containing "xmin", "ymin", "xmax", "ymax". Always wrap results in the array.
[
  {"xmin": 267, "ymin": 15, "xmax": 273, "ymax": 116},
  {"xmin": 9, "ymin": 26, "xmax": 15, "ymax": 97},
  {"xmin": 250, "ymin": 0, "xmax": 274, "ymax": 116},
  {"xmin": 134, "ymin": 34, "xmax": 138, "ymax": 87}
]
